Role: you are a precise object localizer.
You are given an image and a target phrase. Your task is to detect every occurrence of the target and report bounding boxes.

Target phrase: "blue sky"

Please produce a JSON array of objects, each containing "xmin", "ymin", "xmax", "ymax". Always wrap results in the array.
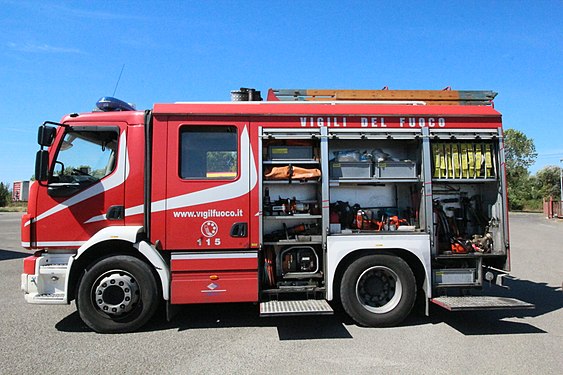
[{"xmin": 1, "ymin": 1, "xmax": 561, "ymax": 185}]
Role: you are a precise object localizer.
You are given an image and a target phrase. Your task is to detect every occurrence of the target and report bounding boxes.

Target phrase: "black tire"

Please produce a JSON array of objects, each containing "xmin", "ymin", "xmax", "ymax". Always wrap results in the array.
[
  {"xmin": 340, "ymin": 254, "xmax": 416, "ymax": 327},
  {"xmin": 76, "ymin": 255, "xmax": 160, "ymax": 333}
]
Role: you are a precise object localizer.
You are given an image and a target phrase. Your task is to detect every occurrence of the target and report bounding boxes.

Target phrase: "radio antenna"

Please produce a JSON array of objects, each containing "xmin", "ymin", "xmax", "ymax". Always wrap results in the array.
[{"xmin": 112, "ymin": 64, "xmax": 125, "ymax": 96}]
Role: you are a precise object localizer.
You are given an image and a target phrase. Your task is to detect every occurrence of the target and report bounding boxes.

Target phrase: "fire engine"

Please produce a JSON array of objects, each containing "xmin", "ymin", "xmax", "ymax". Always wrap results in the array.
[{"xmin": 21, "ymin": 87, "xmax": 534, "ymax": 333}]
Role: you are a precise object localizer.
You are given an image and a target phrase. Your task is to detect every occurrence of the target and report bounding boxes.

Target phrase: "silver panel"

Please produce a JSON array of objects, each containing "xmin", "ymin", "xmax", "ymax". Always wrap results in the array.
[{"xmin": 421, "ymin": 127, "xmax": 434, "ymax": 253}]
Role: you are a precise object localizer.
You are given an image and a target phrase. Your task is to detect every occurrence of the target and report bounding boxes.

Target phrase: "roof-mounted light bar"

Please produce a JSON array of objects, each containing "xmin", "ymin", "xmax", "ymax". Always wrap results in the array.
[{"xmin": 96, "ymin": 97, "xmax": 136, "ymax": 112}]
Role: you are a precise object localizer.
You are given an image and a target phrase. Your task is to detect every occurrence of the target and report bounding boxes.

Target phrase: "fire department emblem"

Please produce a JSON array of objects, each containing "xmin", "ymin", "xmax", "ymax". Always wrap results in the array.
[{"xmin": 201, "ymin": 220, "xmax": 218, "ymax": 237}]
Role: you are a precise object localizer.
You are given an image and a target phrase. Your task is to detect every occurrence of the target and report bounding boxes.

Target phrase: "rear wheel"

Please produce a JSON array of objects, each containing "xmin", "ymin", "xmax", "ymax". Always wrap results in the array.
[
  {"xmin": 77, "ymin": 255, "xmax": 160, "ymax": 333},
  {"xmin": 340, "ymin": 254, "xmax": 416, "ymax": 327}
]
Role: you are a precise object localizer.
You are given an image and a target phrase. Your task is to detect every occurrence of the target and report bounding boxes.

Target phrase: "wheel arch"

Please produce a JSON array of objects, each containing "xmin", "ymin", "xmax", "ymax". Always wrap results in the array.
[
  {"xmin": 67, "ymin": 229, "xmax": 169, "ymax": 302},
  {"xmin": 331, "ymin": 248, "xmax": 428, "ymax": 305}
]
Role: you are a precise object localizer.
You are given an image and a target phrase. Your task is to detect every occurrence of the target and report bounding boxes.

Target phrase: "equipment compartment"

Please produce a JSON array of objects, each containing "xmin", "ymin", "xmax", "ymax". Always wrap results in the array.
[
  {"xmin": 260, "ymin": 133, "xmax": 325, "ymax": 295},
  {"xmin": 327, "ymin": 137, "xmax": 424, "ymax": 234},
  {"xmin": 432, "ymin": 181, "xmax": 505, "ymax": 256}
]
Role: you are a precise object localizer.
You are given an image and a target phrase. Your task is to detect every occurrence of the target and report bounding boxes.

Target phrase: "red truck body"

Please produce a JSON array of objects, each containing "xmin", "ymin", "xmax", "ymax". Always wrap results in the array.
[{"xmin": 21, "ymin": 88, "xmax": 532, "ymax": 333}]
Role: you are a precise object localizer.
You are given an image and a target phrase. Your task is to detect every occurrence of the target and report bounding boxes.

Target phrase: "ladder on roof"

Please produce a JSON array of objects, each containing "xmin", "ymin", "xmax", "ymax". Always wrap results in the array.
[{"xmin": 267, "ymin": 88, "xmax": 497, "ymax": 106}]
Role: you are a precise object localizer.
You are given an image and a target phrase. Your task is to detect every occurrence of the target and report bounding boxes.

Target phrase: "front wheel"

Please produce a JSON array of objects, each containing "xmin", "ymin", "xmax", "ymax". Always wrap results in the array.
[
  {"xmin": 77, "ymin": 255, "xmax": 160, "ymax": 333},
  {"xmin": 340, "ymin": 254, "xmax": 416, "ymax": 327}
]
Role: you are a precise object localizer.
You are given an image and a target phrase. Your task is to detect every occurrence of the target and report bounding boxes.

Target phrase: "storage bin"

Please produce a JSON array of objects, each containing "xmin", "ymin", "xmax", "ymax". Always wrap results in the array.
[
  {"xmin": 268, "ymin": 146, "xmax": 313, "ymax": 160},
  {"xmin": 330, "ymin": 162, "xmax": 372, "ymax": 179},
  {"xmin": 375, "ymin": 161, "xmax": 417, "ymax": 179}
]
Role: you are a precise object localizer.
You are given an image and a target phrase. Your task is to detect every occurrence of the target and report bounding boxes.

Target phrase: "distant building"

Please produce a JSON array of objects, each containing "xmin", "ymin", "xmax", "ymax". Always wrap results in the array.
[{"xmin": 12, "ymin": 181, "xmax": 30, "ymax": 202}]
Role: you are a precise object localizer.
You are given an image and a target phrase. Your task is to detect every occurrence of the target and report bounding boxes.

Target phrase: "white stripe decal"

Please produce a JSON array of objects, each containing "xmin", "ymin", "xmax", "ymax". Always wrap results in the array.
[
  {"xmin": 89, "ymin": 125, "xmax": 258, "ymax": 224},
  {"xmin": 172, "ymin": 252, "xmax": 257, "ymax": 260},
  {"xmin": 156, "ymin": 126, "xmax": 257, "ymax": 212},
  {"xmin": 84, "ymin": 213, "xmax": 107, "ymax": 224},
  {"xmin": 35, "ymin": 241, "xmax": 87, "ymax": 247},
  {"xmin": 26, "ymin": 131, "xmax": 129, "ymax": 227}
]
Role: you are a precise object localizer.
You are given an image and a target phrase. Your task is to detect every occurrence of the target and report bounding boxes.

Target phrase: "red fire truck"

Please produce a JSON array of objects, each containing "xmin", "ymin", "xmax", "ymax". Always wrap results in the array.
[{"xmin": 21, "ymin": 88, "xmax": 533, "ymax": 333}]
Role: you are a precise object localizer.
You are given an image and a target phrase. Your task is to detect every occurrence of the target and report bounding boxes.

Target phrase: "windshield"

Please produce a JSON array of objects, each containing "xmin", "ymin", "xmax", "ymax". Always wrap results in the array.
[{"xmin": 52, "ymin": 128, "xmax": 119, "ymax": 185}]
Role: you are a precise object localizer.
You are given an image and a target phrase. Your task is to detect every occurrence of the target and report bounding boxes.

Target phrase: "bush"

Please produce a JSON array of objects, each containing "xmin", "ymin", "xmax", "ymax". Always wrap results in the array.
[{"xmin": 522, "ymin": 199, "xmax": 543, "ymax": 212}]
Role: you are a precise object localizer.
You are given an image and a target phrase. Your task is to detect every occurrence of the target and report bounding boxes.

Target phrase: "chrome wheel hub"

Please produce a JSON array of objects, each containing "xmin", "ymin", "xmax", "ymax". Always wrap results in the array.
[{"xmin": 94, "ymin": 271, "xmax": 139, "ymax": 316}]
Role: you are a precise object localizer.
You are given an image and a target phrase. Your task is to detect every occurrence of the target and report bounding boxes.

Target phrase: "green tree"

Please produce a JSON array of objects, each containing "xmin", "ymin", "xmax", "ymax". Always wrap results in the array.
[
  {"xmin": 535, "ymin": 166, "xmax": 561, "ymax": 199},
  {"xmin": 0, "ymin": 182, "xmax": 11, "ymax": 207},
  {"xmin": 506, "ymin": 167, "xmax": 534, "ymax": 210},
  {"xmin": 504, "ymin": 129, "xmax": 537, "ymax": 170},
  {"xmin": 504, "ymin": 129, "xmax": 538, "ymax": 210}
]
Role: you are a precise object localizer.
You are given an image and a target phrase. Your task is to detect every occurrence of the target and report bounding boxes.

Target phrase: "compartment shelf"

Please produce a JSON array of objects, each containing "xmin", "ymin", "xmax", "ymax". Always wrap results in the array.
[
  {"xmin": 264, "ymin": 215, "xmax": 322, "ymax": 220},
  {"xmin": 264, "ymin": 180, "xmax": 319, "ymax": 185},
  {"xmin": 329, "ymin": 230, "xmax": 422, "ymax": 236},
  {"xmin": 329, "ymin": 178, "xmax": 420, "ymax": 185},
  {"xmin": 263, "ymin": 160, "xmax": 319, "ymax": 165}
]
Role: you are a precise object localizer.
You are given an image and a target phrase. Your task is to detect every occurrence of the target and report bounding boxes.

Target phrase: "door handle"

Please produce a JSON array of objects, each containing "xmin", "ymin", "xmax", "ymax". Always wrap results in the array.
[
  {"xmin": 230, "ymin": 222, "xmax": 248, "ymax": 237},
  {"xmin": 107, "ymin": 205, "xmax": 125, "ymax": 220}
]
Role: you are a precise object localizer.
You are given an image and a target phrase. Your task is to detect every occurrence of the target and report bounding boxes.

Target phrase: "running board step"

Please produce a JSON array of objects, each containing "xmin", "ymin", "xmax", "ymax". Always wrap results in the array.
[
  {"xmin": 26, "ymin": 293, "xmax": 66, "ymax": 304},
  {"xmin": 431, "ymin": 296, "xmax": 534, "ymax": 311},
  {"xmin": 260, "ymin": 300, "xmax": 334, "ymax": 317}
]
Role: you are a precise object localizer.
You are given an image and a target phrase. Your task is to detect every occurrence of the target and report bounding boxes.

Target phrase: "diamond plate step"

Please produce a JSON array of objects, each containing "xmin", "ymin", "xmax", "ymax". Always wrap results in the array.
[
  {"xmin": 431, "ymin": 296, "xmax": 534, "ymax": 311},
  {"xmin": 260, "ymin": 299, "xmax": 334, "ymax": 317}
]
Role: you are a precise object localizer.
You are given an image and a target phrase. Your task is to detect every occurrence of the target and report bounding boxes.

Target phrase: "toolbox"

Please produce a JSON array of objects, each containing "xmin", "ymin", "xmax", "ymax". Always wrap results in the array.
[
  {"xmin": 330, "ymin": 162, "xmax": 373, "ymax": 179},
  {"xmin": 375, "ymin": 161, "xmax": 417, "ymax": 179},
  {"xmin": 268, "ymin": 146, "xmax": 313, "ymax": 160}
]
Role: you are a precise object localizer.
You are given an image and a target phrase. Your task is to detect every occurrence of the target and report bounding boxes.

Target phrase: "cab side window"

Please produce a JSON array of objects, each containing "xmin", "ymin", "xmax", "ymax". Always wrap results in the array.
[
  {"xmin": 52, "ymin": 128, "xmax": 119, "ymax": 185},
  {"xmin": 179, "ymin": 126, "xmax": 238, "ymax": 180}
]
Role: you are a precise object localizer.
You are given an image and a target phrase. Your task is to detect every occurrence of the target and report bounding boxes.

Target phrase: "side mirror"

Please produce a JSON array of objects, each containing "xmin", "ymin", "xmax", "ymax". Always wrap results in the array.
[
  {"xmin": 38, "ymin": 125, "xmax": 56, "ymax": 147},
  {"xmin": 35, "ymin": 150, "xmax": 49, "ymax": 181}
]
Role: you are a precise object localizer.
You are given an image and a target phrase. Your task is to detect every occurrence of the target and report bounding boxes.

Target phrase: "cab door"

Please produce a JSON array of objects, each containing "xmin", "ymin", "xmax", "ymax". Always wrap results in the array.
[
  {"xmin": 162, "ymin": 117, "xmax": 257, "ymax": 250},
  {"xmin": 31, "ymin": 124, "xmax": 126, "ymax": 248}
]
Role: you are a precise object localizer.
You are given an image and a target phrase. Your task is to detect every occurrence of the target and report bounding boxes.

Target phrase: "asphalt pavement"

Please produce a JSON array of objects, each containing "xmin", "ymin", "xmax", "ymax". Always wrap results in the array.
[{"xmin": 0, "ymin": 212, "xmax": 561, "ymax": 374}]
